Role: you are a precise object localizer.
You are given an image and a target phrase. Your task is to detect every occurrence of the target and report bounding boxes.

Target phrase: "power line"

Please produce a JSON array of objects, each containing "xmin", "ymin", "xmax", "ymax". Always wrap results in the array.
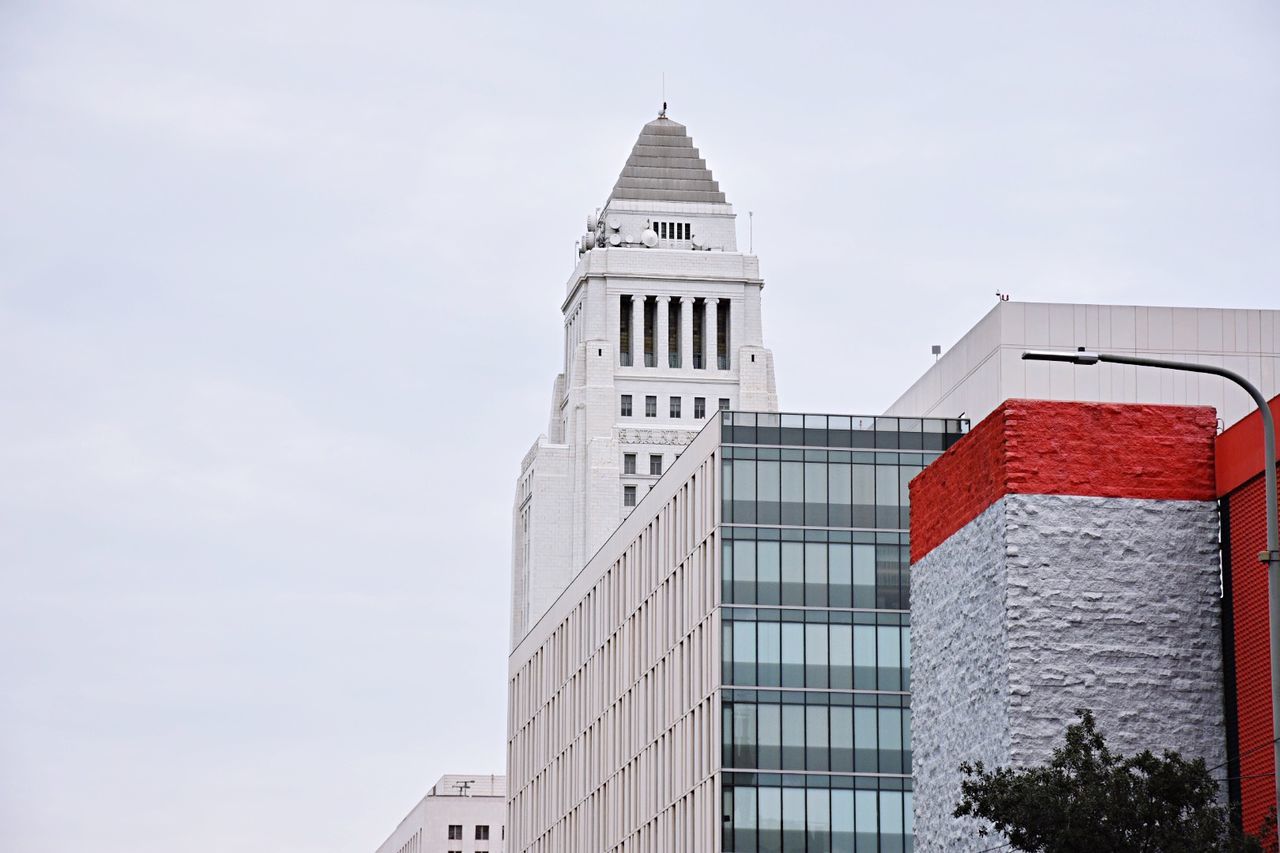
[{"xmin": 1209, "ymin": 735, "xmax": 1280, "ymax": 774}]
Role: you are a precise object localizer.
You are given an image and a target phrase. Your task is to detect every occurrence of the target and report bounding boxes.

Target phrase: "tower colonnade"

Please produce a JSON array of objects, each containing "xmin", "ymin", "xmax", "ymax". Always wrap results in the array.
[{"xmin": 621, "ymin": 292, "xmax": 728, "ymax": 372}]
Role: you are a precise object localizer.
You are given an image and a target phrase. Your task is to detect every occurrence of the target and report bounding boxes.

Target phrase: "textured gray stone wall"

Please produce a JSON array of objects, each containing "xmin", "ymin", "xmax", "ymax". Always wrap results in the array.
[
  {"xmin": 912, "ymin": 494, "xmax": 1226, "ymax": 852},
  {"xmin": 910, "ymin": 499, "xmax": 1013, "ymax": 851}
]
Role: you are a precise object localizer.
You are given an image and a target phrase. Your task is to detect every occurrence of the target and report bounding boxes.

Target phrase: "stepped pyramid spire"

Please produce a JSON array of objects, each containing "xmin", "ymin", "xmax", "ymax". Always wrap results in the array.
[{"xmin": 607, "ymin": 115, "xmax": 727, "ymax": 205}]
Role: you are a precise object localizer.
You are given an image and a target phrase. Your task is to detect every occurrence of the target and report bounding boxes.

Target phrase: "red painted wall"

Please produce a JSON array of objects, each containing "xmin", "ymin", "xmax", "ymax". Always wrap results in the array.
[
  {"xmin": 1219, "ymin": 395, "xmax": 1280, "ymax": 834},
  {"xmin": 910, "ymin": 399, "xmax": 1218, "ymax": 563},
  {"xmin": 1227, "ymin": 473, "xmax": 1274, "ymax": 834}
]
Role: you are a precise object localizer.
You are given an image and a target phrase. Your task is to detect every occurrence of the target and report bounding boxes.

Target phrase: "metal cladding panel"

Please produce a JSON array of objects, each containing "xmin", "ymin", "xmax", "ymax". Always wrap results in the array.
[{"xmin": 1226, "ymin": 474, "xmax": 1275, "ymax": 835}]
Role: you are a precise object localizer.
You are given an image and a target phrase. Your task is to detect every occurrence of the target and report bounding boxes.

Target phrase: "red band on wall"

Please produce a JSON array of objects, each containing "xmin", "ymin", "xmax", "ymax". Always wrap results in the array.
[{"xmin": 909, "ymin": 399, "xmax": 1218, "ymax": 563}]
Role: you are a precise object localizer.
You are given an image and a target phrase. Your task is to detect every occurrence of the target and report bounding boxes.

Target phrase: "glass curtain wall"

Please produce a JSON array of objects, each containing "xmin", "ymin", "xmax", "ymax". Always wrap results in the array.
[{"xmin": 718, "ymin": 413, "xmax": 965, "ymax": 853}]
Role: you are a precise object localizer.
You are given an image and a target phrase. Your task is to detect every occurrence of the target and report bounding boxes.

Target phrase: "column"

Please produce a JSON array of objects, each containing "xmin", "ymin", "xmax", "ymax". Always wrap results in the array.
[
  {"xmin": 656, "ymin": 297, "xmax": 670, "ymax": 370},
  {"xmin": 631, "ymin": 294, "xmax": 644, "ymax": 368},
  {"xmin": 680, "ymin": 296, "xmax": 694, "ymax": 371},
  {"xmin": 705, "ymin": 297, "xmax": 719, "ymax": 371}
]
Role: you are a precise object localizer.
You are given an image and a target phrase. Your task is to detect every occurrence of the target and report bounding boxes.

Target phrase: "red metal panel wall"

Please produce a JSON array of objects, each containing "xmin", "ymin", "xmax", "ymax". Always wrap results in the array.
[{"xmin": 1228, "ymin": 473, "xmax": 1274, "ymax": 835}]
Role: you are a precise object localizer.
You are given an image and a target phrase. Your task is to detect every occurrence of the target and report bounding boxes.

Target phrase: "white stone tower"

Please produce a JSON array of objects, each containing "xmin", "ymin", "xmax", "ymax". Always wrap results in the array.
[{"xmin": 509, "ymin": 111, "xmax": 779, "ymax": 643}]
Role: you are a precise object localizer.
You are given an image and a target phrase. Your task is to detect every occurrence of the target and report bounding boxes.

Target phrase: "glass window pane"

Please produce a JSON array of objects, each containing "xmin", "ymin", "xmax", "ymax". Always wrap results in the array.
[
  {"xmin": 734, "ymin": 540, "xmax": 757, "ymax": 605},
  {"xmin": 855, "ymin": 790, "xmax": 878, "ymax": 853},
  {"xmin": 805, "ymin": 705, "xmax": 829, "ymax": 771},
  {"xmin": 902, "ymin": 628, "xmax": 912, "ymax": 691},
  {"xmin": 852, "ymin": 465, "xmax": 875, "ymax": 527},
  {"xmin": 758, "ymin": 460, "xmax": 781, "ymax": 524},
  {"xmin": 758, "ymin": 622, "xmax": 782, "ymax": 687},
  {"xmin": 805, "ymin": 623, "xmax": 828, "ymax": 688},
  {"xmin": 804, "ymin": 461, "xmax": 827, "ymax": 526},
  {"xmin": 781, "ymin": 461, "xmax": 804, "ymax": 525},
  {"xmin": 852, "ymin": 545, "xmax": 876, "ymax": 609},
  {"xmin": 831, "ymin": 706, "xmax": 854, "ymax": 772},
  {"xmin": 758, "ymin": 541, "xmax": 781, "ymax": 605},
  {"xmin": 759, "ymin": 703, "xmax": 782, "ymax": 769},
  {"xmin": 876, "ymin": 465, "xmax": 900, "ymax": 528},
  {"xmin": 854, "ymin": 706, "xmax": 878, "ymax": 772},
  {"xmin": 853, "ymin": 625, "xmax": 876, "ymax": 690},
  {"xmin": 783, "ymin": 787, "xmax": 806, "ymax": 853},
  {"xmin": 781, "ymin": 705, "xmax": 805, "ymax": 771},
  {"xmin": 723, "ymin": 538, "xmax": 734, "ymax": 604},
  {"xmin": 829, "ymin": 462, "xmax": 852, "ymax": 527},
  {"xmin": 879, "ymin": 707, "xmax": 903, "ymax": 773},
  {"xmin": 781, "ymin": 542, "xmax": 804, "ymax": 606},
  {"xmin": 829, "ymin": 543, "xmax": 852, "ymax": 608},
  {"xmin": 734, "ymin": 459, "xmax": 757, "ymax": 524},
  {"xmin": 781, "ymin": 623, "xmax": 805, "ymax": 688},
  {"xmin": 807, "ymin": 788, "xmax": 832, "ymax": 853},
  {"xmin": 760, "ymin": 787, "xmax": 783, "ymax": 853},
  {"xmin": 734, "ymin": 702, "xmax": 759, "ymax": 768},
  {"xmin": 735, "ymin": 786, "xmax": 758, "ymax": 853},
  {"xmin": 877, "ymin": 545, "xmax": 903, "ymax": 609},
  {"xmin": 723, "ymin": 621, "xmax": 734, "ymax": 685},
  {"xmin": 904, "ymin": 708, "xmax": 913, "ymax": 773},
  {"xmin": 832, "ymin": 790, "xmax": 855, "ymax": 853},
  {"xmin": 734, "ymin": 621, "xmax": 757, "ymax": 686},
  {"xmin": 804, "ymin": 542, "xmax": 828, "ymax": 607},
  {"xmin": 880, "ymin": 791, "xmax": 905, "ymax": 853},
  {"xmin": 877, "ymin": 626, "xmax": 902, "ymax": 691},
  {"xmin": 830, "ymin": 624, "xmax": 853, "ymax": 689},
  {"xmin": 723, "ymin": 457, "xmax": 734, "ymax": 523}
]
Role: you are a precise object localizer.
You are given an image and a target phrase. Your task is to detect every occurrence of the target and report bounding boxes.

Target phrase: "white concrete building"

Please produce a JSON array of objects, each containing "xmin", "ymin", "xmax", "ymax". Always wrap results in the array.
[
  {"xmin": 886, "ymin": 301, "xmax": 1280, "ymax": 429},
  {"xmin": 510, "ymin": 111, "xmax": 779, "ymax": 643},
  {"xmin": 375, "ymin": 774, "xmax": 506, "ymax": 853}
]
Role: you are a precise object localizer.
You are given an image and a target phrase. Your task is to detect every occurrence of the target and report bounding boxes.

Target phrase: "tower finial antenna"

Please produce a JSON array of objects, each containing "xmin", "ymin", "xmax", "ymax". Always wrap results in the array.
[{"xmin": 660, "ymin": 72, "xmax": 666, "ymax": 117}]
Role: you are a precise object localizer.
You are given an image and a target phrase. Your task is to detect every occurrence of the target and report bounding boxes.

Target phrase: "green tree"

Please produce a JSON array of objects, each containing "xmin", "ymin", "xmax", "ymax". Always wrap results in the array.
[{"xmin": 954, "ymin": 709, "xmax": 1265, "ymax": 852}]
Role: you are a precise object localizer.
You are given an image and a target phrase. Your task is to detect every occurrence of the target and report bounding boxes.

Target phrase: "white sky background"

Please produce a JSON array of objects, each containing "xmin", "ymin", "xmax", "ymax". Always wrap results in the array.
[{"xmin": 1, "ymin": 1, "xmax": 1277, "ymax": 850}]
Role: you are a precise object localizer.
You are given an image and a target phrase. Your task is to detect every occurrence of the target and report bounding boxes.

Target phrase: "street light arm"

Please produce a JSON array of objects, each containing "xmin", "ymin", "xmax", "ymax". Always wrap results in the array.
[{"xmin": 1093, "ymin": 352, "xmax": 1278, "ymax": 561}]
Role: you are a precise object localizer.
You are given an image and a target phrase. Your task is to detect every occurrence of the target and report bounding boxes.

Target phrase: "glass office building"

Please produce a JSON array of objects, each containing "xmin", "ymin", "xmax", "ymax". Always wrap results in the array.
[
  {"xmin": 506, "ymin": 411, "xmax": 965, "ymax": 853},
  {"xmin": 718, "ymin": 413, "xmax": 965, "ymax": 853}
]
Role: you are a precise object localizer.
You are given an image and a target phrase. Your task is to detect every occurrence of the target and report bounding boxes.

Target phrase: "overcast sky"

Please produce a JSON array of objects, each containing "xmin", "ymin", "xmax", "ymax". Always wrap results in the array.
[{"xmin": 1, "ymin": 2, "xmax": 1277, "ymax": 851}]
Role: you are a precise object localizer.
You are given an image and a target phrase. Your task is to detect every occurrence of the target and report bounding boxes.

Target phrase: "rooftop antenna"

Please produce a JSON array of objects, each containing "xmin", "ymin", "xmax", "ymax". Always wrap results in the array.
[
  {"xmin": 660, "ymin": 72, "xmax": 667, "ymax": 117},
  {"xmin": 749, "ymin": 211, "xmax": 754, "ymax": 253},
  {"xmin": 453, "ymin": 780, "xmax": 474, "ymax": 797}
]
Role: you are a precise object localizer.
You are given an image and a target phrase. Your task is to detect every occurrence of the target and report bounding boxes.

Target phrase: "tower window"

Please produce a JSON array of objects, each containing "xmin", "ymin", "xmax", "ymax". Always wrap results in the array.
[
  {"xmin": 670, "ymin": 397, "xmax": 681, "ymax": 418},
  {"xmin": 620, "ymin": 395, "xmax": 632, "ymax": 417},
  {"xmin": 650, "ymin": 454, "xmax": 663, "ymax": 476},
  {"xmin": 624, "ymin": 453, "xmax": 636, "ymax": 474},
  {"xmin": 694, "ymin": 397, "xmax": 706, "ymax": 419},
  {"xmin": 719, "ymin": 398, "xmax": 731, "ymax": 411},
  {"xmin": 645, "ymin": 396, "xmax": 657, "ymax": 417},
  {"xmin": 624, "ymin": 485, "xmax": 637, "ymax": 507}
]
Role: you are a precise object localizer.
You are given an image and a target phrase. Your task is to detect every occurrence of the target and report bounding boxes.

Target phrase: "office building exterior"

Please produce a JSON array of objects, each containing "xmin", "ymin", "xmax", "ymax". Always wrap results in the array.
[
  {"xmin": 507, "ymin": 412, "xmax": 966, "ymax": 852},
  {"xmin": 375, "ymin": 774, "xmax": 507, "ymax": 853},
  {"xmin": 509, "ymin": 112, "xmax": 778, "ymax": 643},
  {"xmin": 886, "ymin": 300, "xmax": 1280, "ymax": 429}
]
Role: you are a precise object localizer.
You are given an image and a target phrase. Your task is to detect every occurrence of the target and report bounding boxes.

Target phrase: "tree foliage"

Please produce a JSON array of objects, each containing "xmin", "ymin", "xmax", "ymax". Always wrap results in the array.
[{"xmin": 954, "ymin": 709, "xmax": 1266, "ymax": 852}]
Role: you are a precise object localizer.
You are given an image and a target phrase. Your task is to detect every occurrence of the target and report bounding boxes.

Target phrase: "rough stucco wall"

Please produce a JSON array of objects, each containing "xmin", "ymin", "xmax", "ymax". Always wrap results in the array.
[
  {"xmin": 1004, "ymin": 494, "xmax": 1226, "ymax": 772},
  {"xmin": 912, "ymin": 493, "xmax": 1227, "ymax": 852},
  {"xmin": 911, "ymin": 499, "xmax": 1012, "ymax": 852}
]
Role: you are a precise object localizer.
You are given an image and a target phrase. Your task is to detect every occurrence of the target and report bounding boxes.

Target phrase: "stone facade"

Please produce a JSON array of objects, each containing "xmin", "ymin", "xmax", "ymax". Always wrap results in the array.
[{"xmin": 911, "ymin": 493, "xmax": 1227, "ymax": 851}]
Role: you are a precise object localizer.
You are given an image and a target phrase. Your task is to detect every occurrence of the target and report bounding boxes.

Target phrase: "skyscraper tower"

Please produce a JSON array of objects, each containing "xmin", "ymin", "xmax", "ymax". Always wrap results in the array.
[{"xmin": 510, "ymin": 112, "xmax": 779, "ymax": 642}]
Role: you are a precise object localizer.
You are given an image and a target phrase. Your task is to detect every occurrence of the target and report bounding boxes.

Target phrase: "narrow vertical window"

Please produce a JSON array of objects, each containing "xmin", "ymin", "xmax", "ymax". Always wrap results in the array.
[
  {"xmin": 624, "ymin": 485, "xmax": 637, "ymax": 507},
  {"xmin": 695, "ymin": 397, "xmax": 707, "ymax": 419},
  {"xmin": 720, "ymin": 397, "xmax": 731, "ymax": 412},
  {"xmin": 649, "ymin": 454, "xmax": 663, "ymax": 475},
  {"xmin": 645, "ymin": 395, "xmax": 657, "ymax": 417},
  {"xmin": 620, "ymin": 395, "xmax": 632, "ymax": 417},
  {"xmin": 670, "ymin": 396, "xmax": 682, "ymax": 418},
  {"xmin": 624, "ymin": 453, "xmax": 636, "ymax": 474}
]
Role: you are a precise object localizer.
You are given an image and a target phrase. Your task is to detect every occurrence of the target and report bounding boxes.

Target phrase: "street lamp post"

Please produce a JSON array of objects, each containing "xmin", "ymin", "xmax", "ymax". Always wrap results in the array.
[{"xmin": 1022, "ymin": 348, "xmax": 1280, "ymax": 811}]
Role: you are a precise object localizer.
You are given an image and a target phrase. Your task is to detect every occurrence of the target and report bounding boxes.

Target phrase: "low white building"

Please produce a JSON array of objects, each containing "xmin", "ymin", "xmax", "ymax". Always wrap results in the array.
[
  {"xmin": 375, "ymin": 775, "xmax": 506, "ymax": 853},
  {"xmin": 886, "ymin": 300, "xmax": 1280, "ymax": 428}
]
